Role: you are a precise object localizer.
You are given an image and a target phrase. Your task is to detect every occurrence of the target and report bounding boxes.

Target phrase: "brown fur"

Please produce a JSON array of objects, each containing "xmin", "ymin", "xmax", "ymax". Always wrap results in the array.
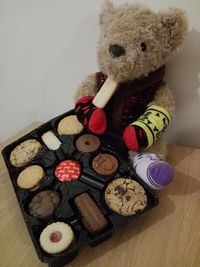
[{"xmin": 74, "ymin": 1, "xmax": 188, "ymax": 159}]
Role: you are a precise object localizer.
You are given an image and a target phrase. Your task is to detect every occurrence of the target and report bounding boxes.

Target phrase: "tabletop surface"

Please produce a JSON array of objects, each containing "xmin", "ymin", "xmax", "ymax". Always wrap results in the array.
[{"xmin": 0, "ymin": 123, "xmax": 200, "ymax": 267}]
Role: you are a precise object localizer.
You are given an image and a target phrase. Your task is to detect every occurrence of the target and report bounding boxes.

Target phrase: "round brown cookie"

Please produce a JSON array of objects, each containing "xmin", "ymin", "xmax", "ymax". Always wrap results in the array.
[
  {"xmin": 28, "ymin": 190, "xmax": 60, "ymax": 220},
  {"xmin": 104, "ymin": 178, "xmax": 147, "ymax": 216},
  {"xmin": 39, "ymin": 222, "xmax": 74, "ymax": 254},
  {"xmin": 76, "ymin": 134, "xmax": 100, "ymax": 153},
  {"xmin": 92, "ymin": 153, "xmax": 118, "ymax": 175},
  {"xmin": 17, "ymin": 165, "xmax": 44, "ymax": 190},
  {"xmin": 57, "ymin": 115, "xmax": 84, "ymax": 135},
  {"xmin": 10, "ymin": 139, "xmax": 42, "ymax": 167}
]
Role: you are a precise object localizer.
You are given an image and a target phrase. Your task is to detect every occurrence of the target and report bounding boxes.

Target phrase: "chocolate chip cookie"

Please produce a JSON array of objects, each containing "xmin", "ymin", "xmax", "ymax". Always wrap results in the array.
[
  {"xmin": 104, "ymin": 178, "xmax": 147, "ymax": 216},
  {"xmin": 10, "ymin": 139, "xmax": 42, "ymax": 167}
]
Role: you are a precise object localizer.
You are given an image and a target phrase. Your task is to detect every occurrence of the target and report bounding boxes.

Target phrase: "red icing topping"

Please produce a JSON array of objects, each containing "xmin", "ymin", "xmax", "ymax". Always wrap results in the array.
[
  {"xmin": 55, "ymin": 160, "xmax": 81, "ymax": 182},
  {"xmin": 50, "ymin": 231, "xmax": 62, "ymax": 243}
]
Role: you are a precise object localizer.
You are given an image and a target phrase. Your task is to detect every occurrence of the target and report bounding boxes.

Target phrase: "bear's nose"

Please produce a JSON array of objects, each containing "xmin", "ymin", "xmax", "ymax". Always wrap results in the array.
[{"xmin": 109, "ymin": 44, "xmax": 125, "ymax": 58}]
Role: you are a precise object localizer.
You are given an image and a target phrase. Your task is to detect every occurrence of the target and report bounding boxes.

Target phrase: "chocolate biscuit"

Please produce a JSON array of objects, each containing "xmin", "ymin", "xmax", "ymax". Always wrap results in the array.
[
  {"xmin": 29, "ymin": 190, "xmax": 60, "ymax": 219},
  {"xmin": 92, "ymin": 153, "xmax": 118, "ymax": 176},
  {"xmin": 76, "ymin": 134, "xmax": 100, "ymax": 153},
  {"xmin": 74, "ymin": 193, "xmax": 108, "ymax": 233}
]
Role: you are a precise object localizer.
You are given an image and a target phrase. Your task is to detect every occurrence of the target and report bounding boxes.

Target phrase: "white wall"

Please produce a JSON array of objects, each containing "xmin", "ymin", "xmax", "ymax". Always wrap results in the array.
[{"xmin": 0, "ymin": 0, "xmax": 200, "ymax": 148}]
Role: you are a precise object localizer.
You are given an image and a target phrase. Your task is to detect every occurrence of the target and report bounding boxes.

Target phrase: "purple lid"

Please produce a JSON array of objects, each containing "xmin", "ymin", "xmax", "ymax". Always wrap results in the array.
[{"xmin": 147, "ymin": 161, "xmax": 174, "ymax": 188}]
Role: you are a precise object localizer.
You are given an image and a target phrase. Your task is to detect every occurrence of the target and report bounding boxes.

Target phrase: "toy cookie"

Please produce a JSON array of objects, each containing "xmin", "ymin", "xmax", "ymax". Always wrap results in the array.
[
  {"xmin": 104, "ymin": 178, "xmax": 147, "ymax": 216},
  {"xmin": 39, "ymin": 222, "xmax": 74, "ymax": 254},
  {"xmin": 54, "ymin": 160, "xmax": 81, "ymax": 182},
  {"xmin": 42, "ymin": 131, "xmax": 61, "ymax": 150},
  {"xmin": 92, "ymin": 153, "xmax": 118, "ymax": 176},
  {"xmin": 17, "ymin": 165, "xmax": 44, "ymax": 190},
  {"xmin": 57, "ymin": 115, "xmax": 84, "ymax": 135},
  {"xmin": 74, "ymin": 192, "xmax": 108, "ymax": 233},
  {"xmin": 10, "ymin": 139, "xmax": 42, "ymax": 167},
  {"xmin": 28, "ymin": 190, "xmax": 60, "ymax": 220},
  {"xmin": 76, "ymin": 134, "xmax": 100, "ymax": 153}
]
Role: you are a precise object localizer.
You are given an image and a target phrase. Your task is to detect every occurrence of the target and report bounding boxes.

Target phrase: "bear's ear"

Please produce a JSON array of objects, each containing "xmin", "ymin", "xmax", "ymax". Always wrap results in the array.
[
  {"xmin": 99, "ymin": 0, "xmax": 115, "ymax": 27},
  {"xmin": 159, "ymin": 8, "xmax": 188, "ymax": 50}
]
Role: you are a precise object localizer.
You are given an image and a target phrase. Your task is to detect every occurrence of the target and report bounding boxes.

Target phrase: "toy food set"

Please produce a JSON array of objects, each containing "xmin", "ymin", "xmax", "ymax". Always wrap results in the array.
[{"xmin": 2, "ymin": 111, "xmax": 159, "ymax": 266}]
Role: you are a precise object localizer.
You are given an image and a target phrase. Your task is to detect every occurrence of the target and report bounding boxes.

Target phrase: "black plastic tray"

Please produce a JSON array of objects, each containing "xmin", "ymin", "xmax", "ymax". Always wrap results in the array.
[{"xmin": 2, "ymin": 109, "xmax": 159, "ymax": 267}]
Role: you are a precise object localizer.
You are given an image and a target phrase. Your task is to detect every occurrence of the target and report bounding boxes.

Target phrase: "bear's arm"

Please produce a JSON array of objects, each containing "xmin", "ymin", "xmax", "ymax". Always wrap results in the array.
[
  {"xmin": 148, "ymin": 83, "xmax": 175, "ymax": 116},
  {"xmin": 73, "ymin": 73, "xmax": 98, "ymax": 101},
  {"xmin": 74, "ymin": 73, "xmax": 107, "ymax": 134}
]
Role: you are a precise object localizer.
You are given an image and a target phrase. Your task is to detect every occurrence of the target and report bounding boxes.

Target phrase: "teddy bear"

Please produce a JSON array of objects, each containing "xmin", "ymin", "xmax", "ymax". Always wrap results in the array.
[{"xmin": 74, "ymin": 1, "xmax": 188, "ymax": 187}]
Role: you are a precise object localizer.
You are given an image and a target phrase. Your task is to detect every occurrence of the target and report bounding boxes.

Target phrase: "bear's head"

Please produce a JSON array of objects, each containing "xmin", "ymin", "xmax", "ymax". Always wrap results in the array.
[{"xmin": 98, "ymin": 1, "xmax": 188, "ymax": 82}]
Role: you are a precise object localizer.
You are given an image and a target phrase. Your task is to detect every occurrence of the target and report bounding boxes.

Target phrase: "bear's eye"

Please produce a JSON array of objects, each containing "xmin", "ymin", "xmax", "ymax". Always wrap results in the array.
[{"xmin": 141, "ymin": 42, "xmax": 147, "ymax": 52}]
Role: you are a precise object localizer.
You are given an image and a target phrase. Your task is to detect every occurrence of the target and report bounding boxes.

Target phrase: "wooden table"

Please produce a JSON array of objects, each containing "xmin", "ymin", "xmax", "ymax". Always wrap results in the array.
[{"xmin": 1, "ymin": 123, "xmax": 200, "ymax": 267}]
